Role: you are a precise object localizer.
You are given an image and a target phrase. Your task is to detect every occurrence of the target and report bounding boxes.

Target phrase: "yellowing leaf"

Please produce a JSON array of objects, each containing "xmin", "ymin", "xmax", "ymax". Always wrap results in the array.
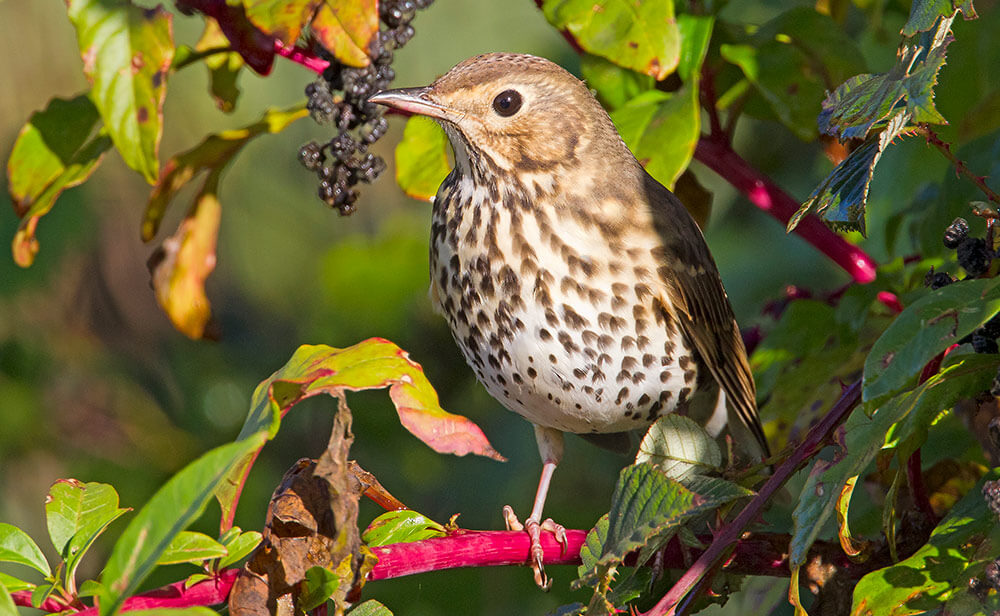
[
  {"xmin": 395, "ymin": 116, "xmax": 451, "ymax": 201},
  {"xmin": 310, "ymin": 0, "xmax": 377, "ymax": 68}
]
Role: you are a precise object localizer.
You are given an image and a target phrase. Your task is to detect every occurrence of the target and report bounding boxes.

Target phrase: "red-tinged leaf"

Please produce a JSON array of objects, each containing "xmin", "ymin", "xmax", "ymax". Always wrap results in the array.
[
  {"xmin": 310, "ymin": 0, "xmax": 378, "ymax": 68},
  {"xmin": 175, "ymin": 1, "xmax": 275, "ymax": 74},
  {"xmin": 195, "ymin": 19, "xmax": 244, "ymax": 112},
  {"xmin": 218, "ymin": 339, "xmax": 505, "ymax": 532},
  {"xmin": 241, "ymin": 0, "xmax": 321, "ymax": 44},
  {"xmin": 6, "ymin": 95, "xmax": 112, "ymax": 267},
  {"xmin": 66, "ymin": 0, "xmax": 174, "ymax": 184},
  {"xmin": 149, "ymin": 174, "xmax": 222, "ymax": 340},
  {"xmin": 143, "ymin": 105, "xmax": 307, "ymax": 241}
]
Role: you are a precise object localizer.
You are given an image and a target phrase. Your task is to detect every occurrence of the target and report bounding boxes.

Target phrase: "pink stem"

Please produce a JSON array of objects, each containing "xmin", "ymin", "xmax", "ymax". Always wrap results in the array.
[
  {"xmin": 695, "ymin": 137, "xmax": 878, "ymax": 284},
  {"xmin": 273, "ymin": 39, "xmax": 329, "ymax": 74}
]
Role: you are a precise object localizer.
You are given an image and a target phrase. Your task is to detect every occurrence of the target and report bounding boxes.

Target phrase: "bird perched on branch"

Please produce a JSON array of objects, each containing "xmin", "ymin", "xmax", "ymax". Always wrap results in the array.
[{"xmin": 369, "ymin": 53, "xmax": 768, "ymax": 588}]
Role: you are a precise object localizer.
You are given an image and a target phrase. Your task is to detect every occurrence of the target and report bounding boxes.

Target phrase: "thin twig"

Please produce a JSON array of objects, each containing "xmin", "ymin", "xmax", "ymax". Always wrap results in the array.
[{"xmin": 919, "ymin": 124, "xmax": 1000, "ymax": 206}]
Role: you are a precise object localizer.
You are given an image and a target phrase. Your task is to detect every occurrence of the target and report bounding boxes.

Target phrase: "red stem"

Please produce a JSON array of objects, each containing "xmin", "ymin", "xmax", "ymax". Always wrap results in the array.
[
  {"xmin": 273, "ymin": 39, "xmax": 330, "ymax": 74},
  {"xmin": 642, "ymin": 380, "xmax": 863, "ymax": 616},
  {"xmin": 695, "ymin": 137, "xmax": 878, "ymax": 284}
]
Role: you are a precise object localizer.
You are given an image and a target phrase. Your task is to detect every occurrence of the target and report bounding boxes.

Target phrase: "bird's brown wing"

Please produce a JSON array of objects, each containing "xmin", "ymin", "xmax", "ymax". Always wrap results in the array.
[{"xmin": 643, "ymin": 174, "xmax": 770, "ymax": 456}]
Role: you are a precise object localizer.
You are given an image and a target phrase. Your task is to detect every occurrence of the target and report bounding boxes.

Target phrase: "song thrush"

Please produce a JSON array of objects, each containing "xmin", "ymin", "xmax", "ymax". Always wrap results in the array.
[{"xmin": 369, "ymin": 53, "xmax": 768, "ymax": 587}]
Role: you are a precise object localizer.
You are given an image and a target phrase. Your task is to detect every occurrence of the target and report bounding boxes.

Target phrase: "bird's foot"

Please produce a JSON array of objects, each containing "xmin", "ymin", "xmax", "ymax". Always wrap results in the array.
[{"xmin": 502, "ymin": 505, "xmax": 567, "ymax": 590}]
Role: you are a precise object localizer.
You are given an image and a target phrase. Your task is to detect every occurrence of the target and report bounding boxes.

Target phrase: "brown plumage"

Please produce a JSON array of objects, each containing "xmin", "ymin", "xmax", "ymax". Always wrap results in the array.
[{"xmin": 370, "ymin": 52, "xmax": 768, "ymax": 587}]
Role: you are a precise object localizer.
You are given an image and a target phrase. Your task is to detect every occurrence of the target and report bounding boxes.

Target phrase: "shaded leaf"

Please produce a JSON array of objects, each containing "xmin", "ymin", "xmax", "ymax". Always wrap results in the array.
[
  {"xmin": 97, "ymin": 435, "xmax": 268, "ymax": 616},
  {"xmin": 863, "ymin": 277, "xmax": 1000, "ymax": 411},
  {"xmin": 0, "ymin": 524, "xmax": 50, "ymax": 576},
  {"xmin": 635, "ymin": 415, "xmax": 722, "ymax": 483},
  {"xmin": 149, "ymin": 175, "xmax": 222, "ymax": 340},
  {"xmin": 195, "ymin": 19, "xmax": 244, "ymax": 112},
  {"xmin": 66, "ymin": 0, "xmax": 174, "ymax": 184},
  {"xmin": 542, "ymin": 0, "xmax": 680, "ymax": 80},
  {"xmin": 143, "ymin": 104, "xmax": 307, "ymax": 240},
  {"xmin": 579, "ymin": 53, "xmax": 653, "ymax": 110},
  {"xmin": 6, "ymin": 95, "xmax": 112, "ymax": 267},
  {"xmin": 44, "ymin": 480, "xmax": 129, "ymax": 587},
  {"xmin": 310, "ymin": 0, "xmax": 378, "ymax": 68},
  {"xmin": 218, "ymin": 339, "xmax": 504, "ymax": 532},
  {"xmin": 155, "ymin": 531, "xmax": 227, "ymax": 566},
  {"xmin": 851, "ymin": 469, "xmax": 1000, "ymax": 615},
  {"xmin": 394, "ymin": 116, "xmax": 451, "ymax": 201},
  {"xmin": 361, "ymin": 510, "xmax": 446, "ymax": 547}
]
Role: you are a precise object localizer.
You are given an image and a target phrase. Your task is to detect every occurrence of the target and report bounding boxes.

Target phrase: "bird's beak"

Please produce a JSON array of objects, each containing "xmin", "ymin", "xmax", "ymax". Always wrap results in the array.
[{"xmin": 368, "ymin": 87, "xmax": 458, "ymax": 122}]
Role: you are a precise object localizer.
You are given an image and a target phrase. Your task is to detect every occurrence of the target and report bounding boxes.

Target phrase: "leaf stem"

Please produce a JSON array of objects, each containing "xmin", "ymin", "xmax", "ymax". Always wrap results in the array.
[
  {"xmin": 919, "ymin": 124, "xmax": 1000, "ymax": 206},
  {"xmin": 273, "ymin": 39, "xmax": 330, "ymax": 74}
]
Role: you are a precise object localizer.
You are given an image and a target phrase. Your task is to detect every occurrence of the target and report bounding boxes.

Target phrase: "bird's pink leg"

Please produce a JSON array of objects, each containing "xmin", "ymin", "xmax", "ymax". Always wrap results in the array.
[{"xmin": 503, "ymin": 426, "xmax": 568, "ymax": 589}]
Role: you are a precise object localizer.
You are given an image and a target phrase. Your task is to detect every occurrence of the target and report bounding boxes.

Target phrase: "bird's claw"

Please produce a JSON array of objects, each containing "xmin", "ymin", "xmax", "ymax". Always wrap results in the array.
[{"xmin": 502, "ymin": 506, "xmax": 567, "ymax": 591}]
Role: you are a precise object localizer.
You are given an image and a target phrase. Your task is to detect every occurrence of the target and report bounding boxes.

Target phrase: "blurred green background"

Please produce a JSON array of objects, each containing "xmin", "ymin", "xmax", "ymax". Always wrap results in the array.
[{"xmin": 1, "ymin": 0, "xmax": 998, "ymax": 613}]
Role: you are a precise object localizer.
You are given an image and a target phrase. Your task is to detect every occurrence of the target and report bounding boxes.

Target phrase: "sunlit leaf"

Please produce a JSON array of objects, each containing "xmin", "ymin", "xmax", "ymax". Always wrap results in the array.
[
  {"xmin": 155, "ymin": 531, "xmax": 227, "ymax": 566},
  {"xmin": 241, "ymin": 0, "xmax": 319, "ymax": 43},
  {"xmin": 0, "ymin": 572, "xmax": 32, "ymax": 593},
  {"xmin": 0, "ymin": 524, "xmax": 50, "ymax": 576},
  {"xmin": 218, "ymin": 529, "xmax": 262, "ymax": 569},
  {"xmin": 902, "ymin": 0, "xmax": 976, "ymax": 36},
  {"xmin": 395, "ymin": 116, "xmax": 450, "ymax": 201},
  {"xmin": 611, "ymin": 87, "xmax": 699, "ymax": 190},
  {"xmin": 149, "ymin": 175, "xmax": 222, "ymax": 340},
  {"xmin": 66, "ymin": 0, "xmax": 174, "ymax": 184},
  {"xmin": 362, "ymin": 510, "xmax": 446, "ymax": 546},
  {"xmin": 97, "ymin": 436, "xmax": 268, "ymax": 616},
  {"xmin": 579, "ymin": 53, "xmax": 653, "ymax": 110},
  {"xmin": 635, "ymin": 415, "xmax": 722, "ymax": 482},
  {"xmin": 863, "ymin": 277, "xmax": 1000, "ymax": 411},
  {"xmin": 349, "ymin": 600, "xmax": 394, "ymax": 616},
  {"xmin": 0, "ymin": 584, "xmax": 16, "ymax": 616},
  {"xmin": 542, "ymin": 0, "xmax": 680, "ymax": 80},
  {"xmin": 218, "ymin": 339, "xmax": 505, "ymax": 532},
  {"xmin": 851, "ymin": 470, "xmax": 1000, "ymax": 615},
  {"xmin": 310, "ymin": 0, "xmax": 377, "ymax": 68},
  {"xmin": 6, "ymin": 95, "xmax": 111, "ymax": 267},
  {"xmin": 44, "ymin": 480, "xmax": 129, "ymax": 588},
  {"xmin": 299, "ymin": 565, "xmax": 341, "ymax": 612}
]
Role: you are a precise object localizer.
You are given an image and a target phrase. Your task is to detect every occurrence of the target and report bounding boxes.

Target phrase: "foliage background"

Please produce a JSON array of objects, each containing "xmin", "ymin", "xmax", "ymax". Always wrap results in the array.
[{"xmin": 1, "ymin": 0, "xmax": 998, "ymax": 614}]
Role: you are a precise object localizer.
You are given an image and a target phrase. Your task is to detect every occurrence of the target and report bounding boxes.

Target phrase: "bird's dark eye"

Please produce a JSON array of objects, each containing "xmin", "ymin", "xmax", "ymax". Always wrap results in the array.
[{"xmin": 492, "ymin": 89, "xmax": 523, "ymax": 117}]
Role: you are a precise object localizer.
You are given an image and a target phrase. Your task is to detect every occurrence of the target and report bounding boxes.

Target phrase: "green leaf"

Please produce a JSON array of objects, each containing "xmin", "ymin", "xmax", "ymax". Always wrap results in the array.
[
  {"xmin": 542, "ymin": 0, "xmax": 680, "ymax": 80},
  {"xmin": 394, "ymin": 116, "xmax": 451, "ymax": 202},
  {"xmin": 361, "ymin": 510, "xmax": 446, "ymax": 546},
  {"xmin": 44, "ymin": 480, "xmax": 129, "ymax": 588},
  {"xmin": 218, "ymin": 339, "xmax": 505, "ymax": 533},
  {"xmin": 719, "ymin": 7, "xmax": 866, "ymax": 141},
  {"xmin": 155, "ymin": 531, "xmax": 227, "ymax": 566},
  {"xmin": 30, "ymin": 580, "xmax": 56, "ymax": 608},
  {"xmin": 0, "ymin": 523, "xmax": 50, "ymax": 576},
  {"xmin": 577, "ymin": 515, "xmax": 609, "ymax": 576},
  {"xmin": 66, "ymin": 0, "xmax": 174, "ymax": 184},
  {"xmin": 676, "ymin": 15, "xmax": 714, "ymax": 83},
  {"xmin": 97, "ymin": 435, "xmax": 268, "ymax": 616},
  {"xmin": 218, "ymin": 529, "xmax": 262, "ymax": 569},
  {"xmin": 6, "ymin": 95, "xmax": 112, "ymax": 267},
  {"xmin": 580, "ymin": 53, "xmax": 653, "ymax": 110},
  {"xmin": 0, "ymin": 584, "xmax": 16, "ymax": 616},
  {"xmin": 863, "ymin": 277, "xmax": 1000, "ymax": 411},
  {"xmin": 0, "ymin": 572, "xmax": 32, "ymax": 593},
  {"xmin": 78, "ymin": 579, "xmax": 104, "ymax": 598},
  {"xmin": 902, "ymin": 0, "xmax": 976, "ymax": 36},
  {"xmin": 143, "ymin": 104, "xmax": 307, "ymax": 240},
  {"xmin": 348, "ymin": 600, "xmax": 394, "ymax": 616},
  {"xmin": 611, "ymin": 86, "xmax": 699, "ymax": 190},
  {"xmin": 851, "ymin": 469, "xmax": 1000, "ymax": 615},
  {"xmin": 299, "ymin": 566, "xmax": 340, "ymax": 612},
  {"xmin": 635, "ymin": 415, "xmax": 722, "ymax": 482}
]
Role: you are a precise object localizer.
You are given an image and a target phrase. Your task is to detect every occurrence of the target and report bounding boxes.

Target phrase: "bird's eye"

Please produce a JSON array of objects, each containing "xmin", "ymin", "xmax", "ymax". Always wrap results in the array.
[{"xmin": 492, "ymin": 89, "xmax": 523, "ymax": 117}]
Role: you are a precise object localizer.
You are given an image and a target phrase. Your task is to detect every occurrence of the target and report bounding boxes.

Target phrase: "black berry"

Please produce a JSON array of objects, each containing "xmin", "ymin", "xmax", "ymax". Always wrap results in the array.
[
  {"xmin": 956, "ymin": 237, "xmax": 993, "ymax": 277},
  {"xmin": 943, "ymin": 217, "xmax": 969, "ymax": 249},
  {"xmin": 971, "ymin": 333, "xmax": 999, "ymax": 354}
]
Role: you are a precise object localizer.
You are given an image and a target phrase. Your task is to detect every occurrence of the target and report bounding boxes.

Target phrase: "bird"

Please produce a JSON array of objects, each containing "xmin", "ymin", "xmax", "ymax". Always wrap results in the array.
[{"xmin": 368, "ymin": 53, "xmax": 769, "ymax": 588}]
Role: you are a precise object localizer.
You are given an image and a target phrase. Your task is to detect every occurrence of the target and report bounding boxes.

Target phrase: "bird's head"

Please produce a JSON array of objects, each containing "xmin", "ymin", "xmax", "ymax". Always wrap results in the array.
[{"xmin": 368, "ymin": 53, "xmax": 628, "ymax": 183}]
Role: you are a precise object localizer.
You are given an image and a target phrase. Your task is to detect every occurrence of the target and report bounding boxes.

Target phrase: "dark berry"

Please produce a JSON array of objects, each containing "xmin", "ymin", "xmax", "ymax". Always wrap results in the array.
[
  {"xmin": 985, "ymin": 480, "xmax": 1000, "ymax": 517},
  {"xmin": 924, "ymin": 269, "xmax": 955, "ymax": 289},
  {"xmin": 944, "ymin": 217, "xmax": 969, "ymax": 249},
  {"xmin": 986, "ymin": 560, "xmax": 1000, "ymax": 591},
  {"xmin": 982, "ymin": 313, "xmax": 1000, "ymax": 340},
  {"xmin": 298, "ymin": 142, "xmax": 325, "ymax": 171},
  {"xmin": 957, "ymin": 237, "xmax": 993, "ymax": 277},
  {"xmin": 971, "ymin": 333, "xmax": 999, "ymax": 354}
]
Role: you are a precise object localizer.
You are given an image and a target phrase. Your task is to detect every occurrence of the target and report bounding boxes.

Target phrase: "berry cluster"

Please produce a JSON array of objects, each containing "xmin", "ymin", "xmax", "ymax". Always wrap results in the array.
[
  {"xmin": 924, "ymin": 217, "xmax": 1000, "ymax": 354},
  {"xmin": 299, "ymin": 0, "xmax": 433, "ymax": 215}
]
